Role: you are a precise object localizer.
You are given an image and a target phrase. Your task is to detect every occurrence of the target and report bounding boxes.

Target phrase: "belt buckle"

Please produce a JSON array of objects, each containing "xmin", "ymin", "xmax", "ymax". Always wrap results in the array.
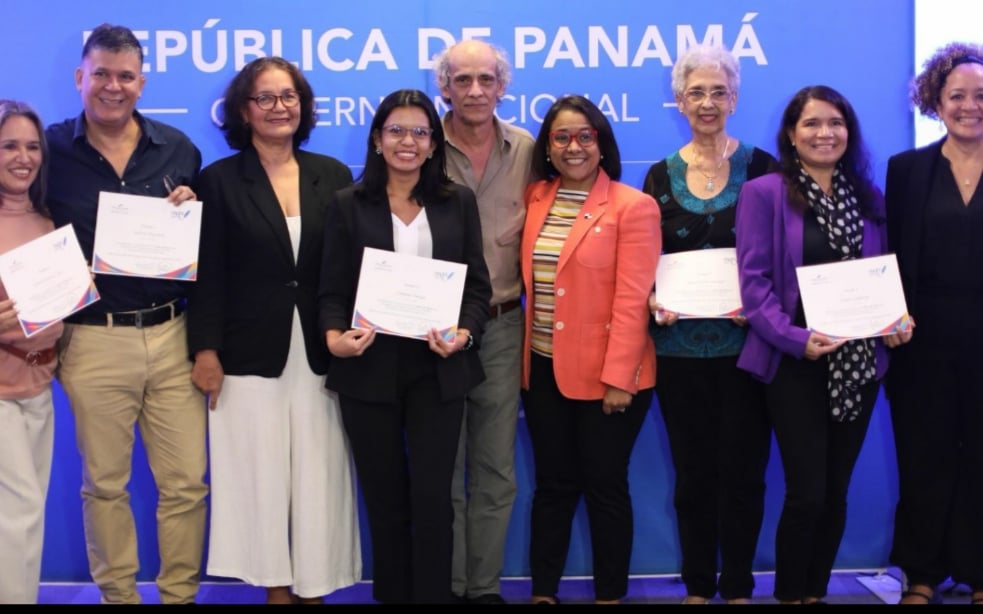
[
  {"xmin": 134, "ymin": 310, "xmax": 144, "ymax": 329},
  {"xmin": 25, "ymin": 350, "xmax": 42, "ymax": 367}
]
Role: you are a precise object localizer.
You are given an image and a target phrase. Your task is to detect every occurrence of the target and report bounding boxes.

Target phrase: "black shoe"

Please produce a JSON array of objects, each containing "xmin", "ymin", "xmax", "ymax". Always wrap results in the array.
[
  {"xmin": 469, "ymin": 593, "xmax": 507, "ymax": 604},
  {"xmin": 450, "ymin": 592, "xmax": 468, "ymax": 604}
]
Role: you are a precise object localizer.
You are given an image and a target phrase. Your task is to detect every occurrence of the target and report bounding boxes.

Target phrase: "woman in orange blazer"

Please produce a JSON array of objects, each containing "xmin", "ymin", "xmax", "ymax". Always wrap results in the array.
[{"xmin": 520, "ymin": 95, "xmax": 661, "ymax": 605}]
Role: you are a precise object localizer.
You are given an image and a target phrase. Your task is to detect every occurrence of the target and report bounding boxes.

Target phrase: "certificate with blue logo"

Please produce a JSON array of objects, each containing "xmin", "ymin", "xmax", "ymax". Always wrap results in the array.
[
  {"xmin": 92, "ymin": 191, "xmax": 202, "ymax": 280},
  {"xmin": 655, "ymin": 247, "xmax": 742, "ymax": 318},
  {"xmin": 795, "ymin": 254, "xmax": 912, "ymax": 340},
  {"xmin": 0, "ymin": 224, "xmax": 100, "ymax": 337},
  {"xmin": 352, "ymin": 247, "xmax": 466, "ymax": 342}
]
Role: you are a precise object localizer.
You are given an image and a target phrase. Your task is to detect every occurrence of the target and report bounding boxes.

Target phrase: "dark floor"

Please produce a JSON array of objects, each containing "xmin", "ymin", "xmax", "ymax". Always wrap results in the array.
[{"xmin": 35, "ymin": 567, "xmax": 979, "ymax": 604}]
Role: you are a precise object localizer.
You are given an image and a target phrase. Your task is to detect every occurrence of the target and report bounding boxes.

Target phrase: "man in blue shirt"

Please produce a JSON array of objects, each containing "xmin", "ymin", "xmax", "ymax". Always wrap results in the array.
[{"xmin": 46, "ymin": 23, "xmax": 207, "ymax": 605}]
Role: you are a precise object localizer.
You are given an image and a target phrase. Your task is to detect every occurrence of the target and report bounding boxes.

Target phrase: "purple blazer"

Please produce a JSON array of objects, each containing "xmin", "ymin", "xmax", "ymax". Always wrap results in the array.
[{"xmin": 734, "ymin": 172, "xmax": 890, "ymax": 384}]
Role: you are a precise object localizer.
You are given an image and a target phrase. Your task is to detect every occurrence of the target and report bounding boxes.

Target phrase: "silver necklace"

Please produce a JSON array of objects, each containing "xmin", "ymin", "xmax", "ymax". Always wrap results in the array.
[{"xmin": 694, "ymin": 138, "xmax": 731, "ymax": 192}]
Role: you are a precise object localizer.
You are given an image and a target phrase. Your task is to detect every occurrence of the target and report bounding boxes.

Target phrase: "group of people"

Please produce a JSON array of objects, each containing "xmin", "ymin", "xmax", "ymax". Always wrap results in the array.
[{"xmin": 1, "ymin": 20, "xmax": 981, "ymax": 607}]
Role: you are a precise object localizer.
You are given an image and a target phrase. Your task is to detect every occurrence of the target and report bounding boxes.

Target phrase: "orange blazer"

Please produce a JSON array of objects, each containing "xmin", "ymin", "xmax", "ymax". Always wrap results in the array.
[{"xmin": 521, "ymin": 169, "xmax": 661, "ymax": 400}]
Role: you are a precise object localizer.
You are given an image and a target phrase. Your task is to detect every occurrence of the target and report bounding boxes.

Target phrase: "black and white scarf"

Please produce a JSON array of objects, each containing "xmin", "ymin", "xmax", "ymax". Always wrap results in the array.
[{"xmin": 798, "ymin": 167, "xmax": 876, "ymax": 422}]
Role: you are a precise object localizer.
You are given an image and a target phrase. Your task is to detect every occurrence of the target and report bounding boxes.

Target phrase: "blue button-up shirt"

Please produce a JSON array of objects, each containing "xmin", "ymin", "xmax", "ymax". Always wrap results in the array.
[{"xmin": 45, "ymin": 111, "xmax": 202, "ymax": 318}]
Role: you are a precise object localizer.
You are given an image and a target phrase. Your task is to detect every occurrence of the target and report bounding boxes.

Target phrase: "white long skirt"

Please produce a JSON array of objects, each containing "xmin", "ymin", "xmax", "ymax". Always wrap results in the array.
[{"xmin": 205, "ymin": 311, "xmax": 361, "ymax": 597}]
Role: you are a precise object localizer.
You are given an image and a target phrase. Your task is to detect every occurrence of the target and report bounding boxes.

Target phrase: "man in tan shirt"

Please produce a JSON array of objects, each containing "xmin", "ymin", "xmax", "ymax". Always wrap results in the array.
[{"xmin": 434, "ymin": 39, "xmax": 535, "ymax": 605}]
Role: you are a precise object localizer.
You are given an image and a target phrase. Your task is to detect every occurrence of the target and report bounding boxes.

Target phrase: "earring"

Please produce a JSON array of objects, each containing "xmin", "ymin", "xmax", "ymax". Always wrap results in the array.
[
  {"xmin": 427, "ymin": 152, "xmax": 433, "ymax": 159},
  {"xmin": 546, "ymin": 154, "xmax": 551, "ymax": 163},
  {"xmin": 375, "ymin": 147, "xmax": 382, "ymax": 154}
]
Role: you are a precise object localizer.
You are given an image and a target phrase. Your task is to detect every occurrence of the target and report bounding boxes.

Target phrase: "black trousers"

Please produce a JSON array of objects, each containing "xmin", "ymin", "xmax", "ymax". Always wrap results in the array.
[
  {"xmin": 766, "ymin": 354, "xmax": 877, "ymax": 602},
  {"xmin": 655, "ymin": 355, "xmax": 771, "ymax": 600},
  {"xmin": 887, "ymin": 341, "xmax": 983, "ymax": 590},
  {"xmin": 522, "ymin": 352, "xmax": 652, "ymax": 601},
  {"xmin": 338, "ymin": 339, "xmax": 464, "ymax": 604}
]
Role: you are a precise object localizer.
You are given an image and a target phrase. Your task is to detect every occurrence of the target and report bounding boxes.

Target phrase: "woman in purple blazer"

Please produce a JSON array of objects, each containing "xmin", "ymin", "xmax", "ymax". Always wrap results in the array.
[{"xmin": 734, "ymin": 85, "xmax": 912, "ymax": 604}]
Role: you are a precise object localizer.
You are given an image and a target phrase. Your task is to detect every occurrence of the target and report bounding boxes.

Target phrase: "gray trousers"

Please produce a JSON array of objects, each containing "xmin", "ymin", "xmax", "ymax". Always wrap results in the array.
[{"xmin": 451, "ymin": 307, "xmax": 522, "ymax": 598}]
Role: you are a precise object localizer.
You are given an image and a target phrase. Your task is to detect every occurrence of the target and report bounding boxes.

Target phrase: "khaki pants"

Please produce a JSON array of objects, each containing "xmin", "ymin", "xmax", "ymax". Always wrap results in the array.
[{"xmin": 58, "ymin": 314, "xmax": 207, "ymax": 604}]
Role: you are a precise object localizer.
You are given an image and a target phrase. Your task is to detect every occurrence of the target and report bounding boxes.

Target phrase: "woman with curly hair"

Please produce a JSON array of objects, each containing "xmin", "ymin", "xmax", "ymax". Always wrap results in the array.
[{"xmin": 884, "ymin": 42, "xmax": 983, "ymax": 605}]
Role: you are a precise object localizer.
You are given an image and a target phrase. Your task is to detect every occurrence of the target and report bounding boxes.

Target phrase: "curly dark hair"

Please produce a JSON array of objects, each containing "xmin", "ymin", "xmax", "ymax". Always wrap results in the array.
[
  {"xmin": 531, "ymin": 95, "xmax": 622, "ymax": 182},
  {"xmin": 219, "ymin": 56, "xmax": 317, "ymax": 151},
  {"xmin": 775, "ymin": 85, "xmax": 879, "ymax": 218},
  {"xmin": 356, "ymin": 89, "xmax": 454, "ymax": 203},
  {"xmin": 911, "ymin": 42, "xmax": 983, "ymax": 120}
]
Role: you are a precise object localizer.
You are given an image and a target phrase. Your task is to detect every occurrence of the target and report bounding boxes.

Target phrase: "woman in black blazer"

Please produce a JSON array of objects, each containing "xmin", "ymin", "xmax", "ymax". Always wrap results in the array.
[
  {"xmin": 318, "ymin": 89, "xmax": 491, "ymax": 604},
  {"xmin": 884, "ymin": 43, "xmax": 983, "ymax": 605},
  {"xmin": 186, "ymin": 57, "xmax": 361, "ymax": 604}
]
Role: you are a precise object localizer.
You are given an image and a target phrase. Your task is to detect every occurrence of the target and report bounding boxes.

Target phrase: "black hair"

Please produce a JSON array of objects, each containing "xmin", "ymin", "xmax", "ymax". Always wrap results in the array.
[
  {"xmin": 219, "ymin": 56, "xmax": 317, "ymax": 150},
  {"xmin": 531, "ymin": 95, "xmax": 622, "ymax": 182},
  {"xmin": 356, "ymin": 89, "xmax": 454, "ymax": 203},
  {"xmin": 776, "ymin": 85, "xmax": 878, "ymax": 217}
]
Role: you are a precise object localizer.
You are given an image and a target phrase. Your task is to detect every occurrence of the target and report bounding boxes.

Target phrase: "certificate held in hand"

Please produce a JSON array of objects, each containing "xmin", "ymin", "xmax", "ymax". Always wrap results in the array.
[
  {"xmin": 0, "ymin": 224, "xmax": 100, "ymax": 337},
  {"xmin": 795, "ymin": 253, "xmax": 912, "ymax": 340},
  {"xmin": 92, "ymin": 191, "xmax": 202, "ymax": 280},
  {"xmin": 352, "ymin": 247, "xmax": 467, "ymax": 342},
  {"xmin": 655, "ymin": 247, "xmax": 742, "ymax": 318}
]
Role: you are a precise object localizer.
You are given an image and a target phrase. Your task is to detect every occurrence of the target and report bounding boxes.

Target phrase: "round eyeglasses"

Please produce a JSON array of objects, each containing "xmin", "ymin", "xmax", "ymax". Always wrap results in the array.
[
  {"xmin": 248, "ymin": 91, "xmax": 301, "ymax": 110},
  {"xmin": 549, "ymin": 128, "xmax": 598, "ymax": 149}
]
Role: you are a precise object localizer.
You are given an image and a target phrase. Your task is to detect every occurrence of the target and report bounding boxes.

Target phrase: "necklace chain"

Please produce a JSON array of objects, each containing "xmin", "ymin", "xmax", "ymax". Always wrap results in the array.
[{"xmin": 693, "ymin": 138, "xmax": 731, "ymax": 192}]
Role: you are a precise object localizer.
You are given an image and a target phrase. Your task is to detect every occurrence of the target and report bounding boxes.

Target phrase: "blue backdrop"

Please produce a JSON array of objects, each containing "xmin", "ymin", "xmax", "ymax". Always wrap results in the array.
[{"xmin": 1, "ymin": 0, "xmax": 915, "ymax": 582}]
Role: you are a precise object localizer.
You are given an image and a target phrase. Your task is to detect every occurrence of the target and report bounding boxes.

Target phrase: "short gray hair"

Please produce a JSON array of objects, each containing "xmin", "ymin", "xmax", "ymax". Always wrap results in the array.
[
  {"xmin": 671, "ymin": 44, "xmax": 741, "ymax": 97},
  {"xmin": 432, "ymin": 40, "xmax": 513, "ymax": 104}
]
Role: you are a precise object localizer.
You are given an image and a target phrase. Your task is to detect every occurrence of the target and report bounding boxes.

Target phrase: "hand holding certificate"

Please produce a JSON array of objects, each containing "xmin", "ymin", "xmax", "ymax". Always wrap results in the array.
[
  {"xmin": 352, "ymin": 247, "xmax": 466, "ymax": 342},
  {"xmin": 92, "ymin": 191, "xmax": 202, "ymax": 280},
  {"xmin": 795, "ymin": 254, "xmax": 912, "ymax": 340},
  {"xmin": 0, "ymin": 224, "xmax": 100, "ymax": 337},
  {"xmin": 655, "ymin": 247, "xmax": 742, "ymax": 318}
]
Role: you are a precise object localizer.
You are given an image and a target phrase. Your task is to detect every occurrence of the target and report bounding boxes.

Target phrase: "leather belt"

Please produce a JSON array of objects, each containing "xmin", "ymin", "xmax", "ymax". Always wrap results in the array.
[
  {"xmin": 0, "ymin": 342, "xmax": 57, "ymax": 366},
  {"xmin": 73, "ymin": 300, "xmax": 186, "ymax": 329},
  {"xmin": 489, "ymin": 299, "xmax": 522, "ymax": 319}
]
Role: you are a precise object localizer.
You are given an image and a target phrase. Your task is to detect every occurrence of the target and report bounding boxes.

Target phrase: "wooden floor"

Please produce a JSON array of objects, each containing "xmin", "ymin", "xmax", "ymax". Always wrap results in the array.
[{"xmin": 35, "ymin": 567, "xmax": 979, "ymax": 604}]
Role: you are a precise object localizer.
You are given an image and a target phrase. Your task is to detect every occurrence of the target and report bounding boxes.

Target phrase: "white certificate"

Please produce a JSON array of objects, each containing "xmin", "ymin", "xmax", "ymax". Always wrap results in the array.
[
  {"xmin": 0, "ymin": 224, "xmax": 100, "ymax": 337},
  {"xmin": 655, "ymin": 247, "xmax": 742, "ymax": 318},
  {"xmin": 352, "ymin": 247, "xmax": 467, "ymax": 342},
  {"xmin": 796, "ymin": 254, "xmax": 912, "ymax": 340},
  {"xmin": 92, "ymin": 191, "xmax": 202, "ymax": 280}
]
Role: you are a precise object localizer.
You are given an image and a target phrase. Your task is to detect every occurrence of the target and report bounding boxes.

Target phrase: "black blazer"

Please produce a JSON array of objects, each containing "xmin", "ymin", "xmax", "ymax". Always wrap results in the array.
[
  {"xmin": 187, "ymin": 147, "xmax": 353, "ymax": 376},
  {"xmin": 885, "ymin": 138, "xmax": 944, "ymax": 320},
  {"xmin": 318, "ymin": 182, "xmax": 491, "ymax": 404}
]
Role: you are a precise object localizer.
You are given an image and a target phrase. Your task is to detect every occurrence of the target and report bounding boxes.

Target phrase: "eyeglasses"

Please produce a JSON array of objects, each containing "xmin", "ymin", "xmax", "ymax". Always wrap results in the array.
[
  {"xmin": 382, "ymin": 124, "xmax": 434, "ymax": 141},
  {"xmin": 548, "ymin": 128, "xmax": 598, "ymax": 149},
  {"xmin": 248, "ymin": 91, "xmax": 301, "ymax": 110},
  {"xmin": 683, "ymin": 88, "xmax": 732, "ymax": 104}
]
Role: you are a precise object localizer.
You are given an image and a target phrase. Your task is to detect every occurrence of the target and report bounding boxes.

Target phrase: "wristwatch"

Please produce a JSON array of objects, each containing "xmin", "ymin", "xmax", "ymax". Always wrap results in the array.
[{"xmin": 461, "ymin": 332, "xmax": 474, "ymax": 351}]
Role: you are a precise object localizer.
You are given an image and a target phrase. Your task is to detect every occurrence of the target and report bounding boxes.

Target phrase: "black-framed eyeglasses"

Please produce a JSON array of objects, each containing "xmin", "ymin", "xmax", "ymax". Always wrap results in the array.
[
  {"xmin": 382, "ymin": 124, "xmax": 434, "ymax": 141},
  {"xmin": 549, "ymin": 128, "xmax": 598, "ymax": 149},
  {"xmin": 683, "ymin": 88, "xmax": 731, "ymax": 104},
  {"xmin": 248, "ymin": 91, "xmax": 301, "ymax": 110}
]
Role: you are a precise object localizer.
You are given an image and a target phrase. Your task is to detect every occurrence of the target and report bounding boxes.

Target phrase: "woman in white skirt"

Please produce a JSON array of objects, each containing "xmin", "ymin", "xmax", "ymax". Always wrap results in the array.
[{"xmin": 187, "ymin": 57, "xmax": 361, "ymax": 604}]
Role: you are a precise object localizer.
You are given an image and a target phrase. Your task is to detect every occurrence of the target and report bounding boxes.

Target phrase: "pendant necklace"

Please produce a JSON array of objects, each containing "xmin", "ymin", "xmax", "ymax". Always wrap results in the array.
[{"xmin": 695, "ymin": 138, "xmax": 731, "ymax": 192}]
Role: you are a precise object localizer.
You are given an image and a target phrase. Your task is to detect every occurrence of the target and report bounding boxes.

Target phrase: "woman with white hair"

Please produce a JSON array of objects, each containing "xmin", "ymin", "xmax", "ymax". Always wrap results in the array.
[{"xmin": 643, "ymin": 45, "xmax": 777, "ymax": 604}]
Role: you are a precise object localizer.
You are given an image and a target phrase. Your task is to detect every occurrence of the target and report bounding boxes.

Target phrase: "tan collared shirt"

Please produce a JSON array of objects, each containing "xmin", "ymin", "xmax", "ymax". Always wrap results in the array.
[{"xmin": 443, "ymin": 112, "xmax": 535, "ymax": 306}]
